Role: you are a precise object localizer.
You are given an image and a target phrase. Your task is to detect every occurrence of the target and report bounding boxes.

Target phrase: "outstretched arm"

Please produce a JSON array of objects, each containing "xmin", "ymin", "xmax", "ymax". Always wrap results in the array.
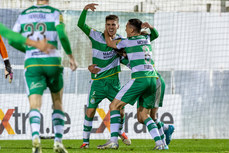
[
  {"xmin": 77, "ymin": 3, "xmax": 98, "ymax": 36},
  {"xmin": 0, "ymin": 23, "xmax": 54, "ymax": 54},
  {"xmin": 141, "ymin": 22, "xmax": 159, "ymax": 41}
]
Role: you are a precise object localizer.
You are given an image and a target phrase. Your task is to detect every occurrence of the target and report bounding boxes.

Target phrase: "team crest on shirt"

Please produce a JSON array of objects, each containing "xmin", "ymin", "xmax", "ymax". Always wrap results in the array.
[{"xmin": 90, "ymin": 97, "xmax": 95, "ymax": 104}]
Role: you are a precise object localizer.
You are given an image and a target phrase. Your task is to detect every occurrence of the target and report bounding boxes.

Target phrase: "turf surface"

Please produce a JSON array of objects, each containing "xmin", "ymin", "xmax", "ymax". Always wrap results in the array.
[{"xmin": 0, "ymin": 139, "xmax": 228, "ymax": 153}]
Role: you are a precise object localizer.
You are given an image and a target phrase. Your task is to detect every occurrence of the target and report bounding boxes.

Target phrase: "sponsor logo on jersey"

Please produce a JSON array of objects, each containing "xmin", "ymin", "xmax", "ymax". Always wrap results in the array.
[
  {"xmin": 29, "ymin": 14, "xmax": 46, "ymax": 19},
  {"xmin": 137, "ymin": 40, "xmax": 149, "ymax": 45},
  {"xmin": 103, "ymin": 50, "xmax": 115, "ymax": 59}
]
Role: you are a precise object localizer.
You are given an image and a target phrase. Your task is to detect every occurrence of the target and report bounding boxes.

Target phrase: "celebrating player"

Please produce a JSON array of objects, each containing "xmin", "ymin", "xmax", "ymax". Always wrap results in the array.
[
  {"xmin": 77, "ymin": 3, "xmax": 131, "ymax": 148},
  {"xmin": 97, "ymin": 19, "xmax": 165, "ymax": 150},
  {"xmin": 11, "ymin": 0, "xmax": 77, "ymax": 153}
]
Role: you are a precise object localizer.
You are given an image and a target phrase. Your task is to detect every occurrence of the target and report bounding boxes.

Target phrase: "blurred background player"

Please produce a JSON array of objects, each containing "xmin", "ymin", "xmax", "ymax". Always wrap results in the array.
[
  {"xmin": 77, "ymin": 3, "xmax": 131, "ymax": 148},
  {"xmin": 0, "ymin": 35, "xmax": 13, "ymax": 83},
  {"xmin": 11, "ymin": 0, "xmax": 77, "ymax": 153},
  {"xmin": 0, "ymin": 23, "xmax": 55, "ymax": 53}
]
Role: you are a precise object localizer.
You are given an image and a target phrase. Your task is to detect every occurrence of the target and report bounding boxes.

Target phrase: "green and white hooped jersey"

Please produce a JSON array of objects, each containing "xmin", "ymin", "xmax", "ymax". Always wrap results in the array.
[
  {"xmin": 13, "ymin": 5, "xmax": 62, "ymax": 68},
  {"xmin": 116, "ymin": 35, "xmax": 158, "ymax": 79},
  {"xmin": 88, "ymin": 29, "xmax": 122, "ymax": 80}
]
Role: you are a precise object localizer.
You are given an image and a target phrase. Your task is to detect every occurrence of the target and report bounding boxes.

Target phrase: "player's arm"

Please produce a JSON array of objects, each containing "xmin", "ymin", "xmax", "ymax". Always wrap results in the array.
[
  {"xmin": 141, "ymin": 22, "xmax": 159, "ymax": 41},
  {"xmin": 0, "ymin": 23, "xmax": 53, "ymax": 53},
  {"xmin": 104, "ymin": 30, "xmax": 118, "ymax": 49},
  {"xmin": 56, "ymin": 23, "xmax": 77, "ymax": 71},
  {"xmin": 77, "ymin": 3, "xmax": 98, "ymax": 36},
  {"xmin": 0, "ymin": 35, "xmax": 13, "ymax": 83},
  {"xmin": 0, "ymin": 23, "xmax": 27, "ymax": 46},
  {"xmin": 8, "ymin": 41, "xmax": 26, "ymax": 53}
]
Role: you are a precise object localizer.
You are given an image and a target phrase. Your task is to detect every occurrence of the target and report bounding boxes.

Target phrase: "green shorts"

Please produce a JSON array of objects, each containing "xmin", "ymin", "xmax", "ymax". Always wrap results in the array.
[
  {"xmin": 155, "ymin": 73, "xmax": 165, "ymax": 107},
  {"xmin": 87, "ymin": 78, "xmax": 121, "ymax": 108},
  {"xmin": 136, "ymin": 73, "xmax": 165, "ymax": 108},
  {"xmin": 24, "ymin": 66, "xmax": 64, "ymax": 96},
  {"xmin": 116, "ymin": 77, "xmax": 157, "ymax": 109}
]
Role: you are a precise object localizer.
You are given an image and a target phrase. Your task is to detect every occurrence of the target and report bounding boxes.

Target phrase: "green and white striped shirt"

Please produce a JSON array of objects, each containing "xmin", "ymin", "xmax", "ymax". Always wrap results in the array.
[
  {"xmin": 78, "ymin": 10, "xmax": 121, "ymax": 80},
  {"xmin": 13, "ymin": 5, "xmax": 62, "ymax": 68},
  {"xmin": 116, "ymin": 34, "xmax": 158, "ymax": 79}
]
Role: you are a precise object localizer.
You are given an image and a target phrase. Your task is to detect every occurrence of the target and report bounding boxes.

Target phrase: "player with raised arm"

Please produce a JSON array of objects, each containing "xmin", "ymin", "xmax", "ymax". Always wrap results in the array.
[
  {"xmin": 97, "ymin": 19, "xmax": 166, "ymax": 150},
  {"xmin": 77, "ymin": 3, "xmax": 131, "ymax": 149},
  {"xmin": 11, "ymin": 0, "xmax": 77, "ymax": 153}
]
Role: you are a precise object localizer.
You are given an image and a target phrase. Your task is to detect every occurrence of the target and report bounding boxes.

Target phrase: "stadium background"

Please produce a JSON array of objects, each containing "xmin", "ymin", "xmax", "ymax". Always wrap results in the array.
[{"xmin": 0, "ymin": 0, "xmax": 229, "ymax": 140}]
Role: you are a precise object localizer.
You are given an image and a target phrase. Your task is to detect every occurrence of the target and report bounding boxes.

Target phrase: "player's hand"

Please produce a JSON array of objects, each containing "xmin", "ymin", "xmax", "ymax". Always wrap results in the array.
[
  {"xmin": 88, "ymin": 64, "xmax": 100, "ymax": 74},
  {"xmin": 84, "ymin": 3, "xmax": 98, "ymax": 11},
  {"xmin": 4, "ymin": 59, "xmax": 13, "ymax": 83},
  {"xmin": 36, "ymin": 39, "xmax": 56, "ymax": 54},
  {"xmin": 141, "ymin": 22, "xmax": 153, "ymax": 29},
  {"xmin": 68, "ymin": 54, "xmax": 77, "ymax": 71}
]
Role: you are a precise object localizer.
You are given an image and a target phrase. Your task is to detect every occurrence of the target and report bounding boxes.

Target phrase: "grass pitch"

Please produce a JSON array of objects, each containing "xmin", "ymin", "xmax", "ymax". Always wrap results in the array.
[{"xmin": 0, "ymin": 139, "xmax": 228, "ymax": 153}]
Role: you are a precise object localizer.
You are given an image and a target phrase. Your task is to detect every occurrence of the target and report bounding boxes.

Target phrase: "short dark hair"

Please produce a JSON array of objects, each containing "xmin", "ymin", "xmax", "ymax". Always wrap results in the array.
[
  {"xmin": 106, "ymin": 15, "xmax": 119, "ymax": 23},
  {"xmin": 128, "ymin": 18, "xmax": 142, "ymax": 33}
]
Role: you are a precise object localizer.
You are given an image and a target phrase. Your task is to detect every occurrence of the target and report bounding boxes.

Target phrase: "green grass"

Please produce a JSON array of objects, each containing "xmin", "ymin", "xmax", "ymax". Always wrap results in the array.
[{"xmin": 0, "ymin": 139, "xmax": 229, "ymax": 153}]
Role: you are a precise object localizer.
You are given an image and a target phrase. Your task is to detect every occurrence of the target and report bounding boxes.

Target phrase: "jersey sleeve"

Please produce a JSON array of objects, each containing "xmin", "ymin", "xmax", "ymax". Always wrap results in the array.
[
  {"xmin": 12, "ymin": 15, "xmax": 22, "ymax": 33},
  {"xmin": 0, "ymin": 23, "xmax": 26, "ymax": 45},
  {"xmin": 54, "ymin": 10, "xmax": 63, "ymax": 27},
  {"xmin": 77, "ymin": 9, "xmax": 92, "ymax": 36},
  {"xmin": 149, "ymin": 28, "xmax": 159, "ymax": 41},
  {"xmin": 116, "ymin": 39, "xmax": 127, "ymax": 50},
  {"xmin": 0, "ymin": 35, "xmax": 9, "ymax": 59}
]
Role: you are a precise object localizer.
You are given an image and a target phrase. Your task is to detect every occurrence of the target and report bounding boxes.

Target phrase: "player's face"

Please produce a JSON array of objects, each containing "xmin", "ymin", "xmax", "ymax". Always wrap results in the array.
[
  {"xmin": 105, "ymin": 20, "xmax": 119, "ymax": 37},
  {"xmin": 125, "ymin": 22, "xmax": 133, "ymax": 37}
]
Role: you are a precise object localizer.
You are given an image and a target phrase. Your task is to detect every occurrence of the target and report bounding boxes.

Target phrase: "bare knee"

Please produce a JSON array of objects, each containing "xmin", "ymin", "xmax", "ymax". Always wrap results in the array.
[
  {"xmin": 29, "ymin": 94, "xmax": 42, "ymax": 110},
  {"xmin": 109, "ymin": 99, "xmax": 126, "ymax": 111},
  {"xmin": 86, "ymin": 108, "xmax": 96, "ymax": 118}
]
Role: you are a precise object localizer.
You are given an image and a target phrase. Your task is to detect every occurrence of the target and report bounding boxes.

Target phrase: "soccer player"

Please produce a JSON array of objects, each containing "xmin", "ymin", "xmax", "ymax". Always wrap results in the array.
[
  {"xmin": 0, "ymin": 35, "xmax": 13, "ymax": 83},
  {"xmin": 0, "ymin": 23, "xmax": 53, "ymax": 54},
  {"xmin": 77, "ymin": 3, "xmax": 131, "ymax": 148},
  {"xmin": 11, "ymin": 0, "xmax": 77, "ymax": 153},
  {"xmin": 97, "ymin": 19, "xmax": 165, "ymax": 150}
]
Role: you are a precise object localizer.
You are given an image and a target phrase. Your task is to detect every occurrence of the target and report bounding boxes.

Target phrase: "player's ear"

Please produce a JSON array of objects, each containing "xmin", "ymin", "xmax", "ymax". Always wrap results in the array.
[{"xmin": 117, "ymin": 24, "xmax": 120, "ymax": 29}]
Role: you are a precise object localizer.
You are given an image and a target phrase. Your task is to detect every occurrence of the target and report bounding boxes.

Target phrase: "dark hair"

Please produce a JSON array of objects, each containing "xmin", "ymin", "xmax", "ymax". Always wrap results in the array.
[
  {"xmin": 106, "ymin": 15, "xmax": 119, "ymax": 23},
  {"xmin": 128, "ymin": 18, "xmax": 142, "ymax": 33}
]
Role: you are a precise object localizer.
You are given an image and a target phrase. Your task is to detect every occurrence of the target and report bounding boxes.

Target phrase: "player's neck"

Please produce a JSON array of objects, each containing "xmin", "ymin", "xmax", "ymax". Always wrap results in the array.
[
  {"xmin": 37, "ymin": 1, "xmax": 49, "ymax": 5},
  {"xmin": 110, "ymin": 34, "xmax": 116, "ymax": 39},
  {"xmin": 128, "ymin": 32, "xmax": 140, "ymax": 37}
]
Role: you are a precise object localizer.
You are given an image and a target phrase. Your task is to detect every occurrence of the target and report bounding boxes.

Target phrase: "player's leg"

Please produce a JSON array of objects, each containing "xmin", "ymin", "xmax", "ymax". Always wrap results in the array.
[
  {"xmin": 81, "ymin": 79, "xmax": 106, "ymax": 148},
  {"xmin": 138, "ymin": 77, "xmax": 164, "ymax": 150},
  {"xmin": 29, "ymin": 95, "xmax": 43, "ymax": 153},
  {"xmin": 156, "ymin": 73, "xmax": 174, "ymax": 145},
  {"xmin": 150, "ymin": 108, "xmax": 168, "ymax": 149},
  {"xmin": 47, "ymin": 66, "xmax": 67, "ymax": 153},
  {"xmin": 137, "ymin": 106, "xmax": 164, "ymax": 150},
  {"xmin": 106, "ymin": 79, "xmax": 131, "ymax": 145},
  {"xmin": 98, "ymin": 79, "xmax": 145, "ymax": 149},
  {"xmin": 50, "ymin": 88, "xmax": 68, "ymax": 153},
  {"xmin": 25, "ymin": 67, "xmax": 46, "ymax": 153},
  {"xmin": 97, "ymin": 99, "xmax": 126, "ymax": 149},
  {"xmin": 80, "ymin": 108, "xmax": 96, "ymax": 148}
]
